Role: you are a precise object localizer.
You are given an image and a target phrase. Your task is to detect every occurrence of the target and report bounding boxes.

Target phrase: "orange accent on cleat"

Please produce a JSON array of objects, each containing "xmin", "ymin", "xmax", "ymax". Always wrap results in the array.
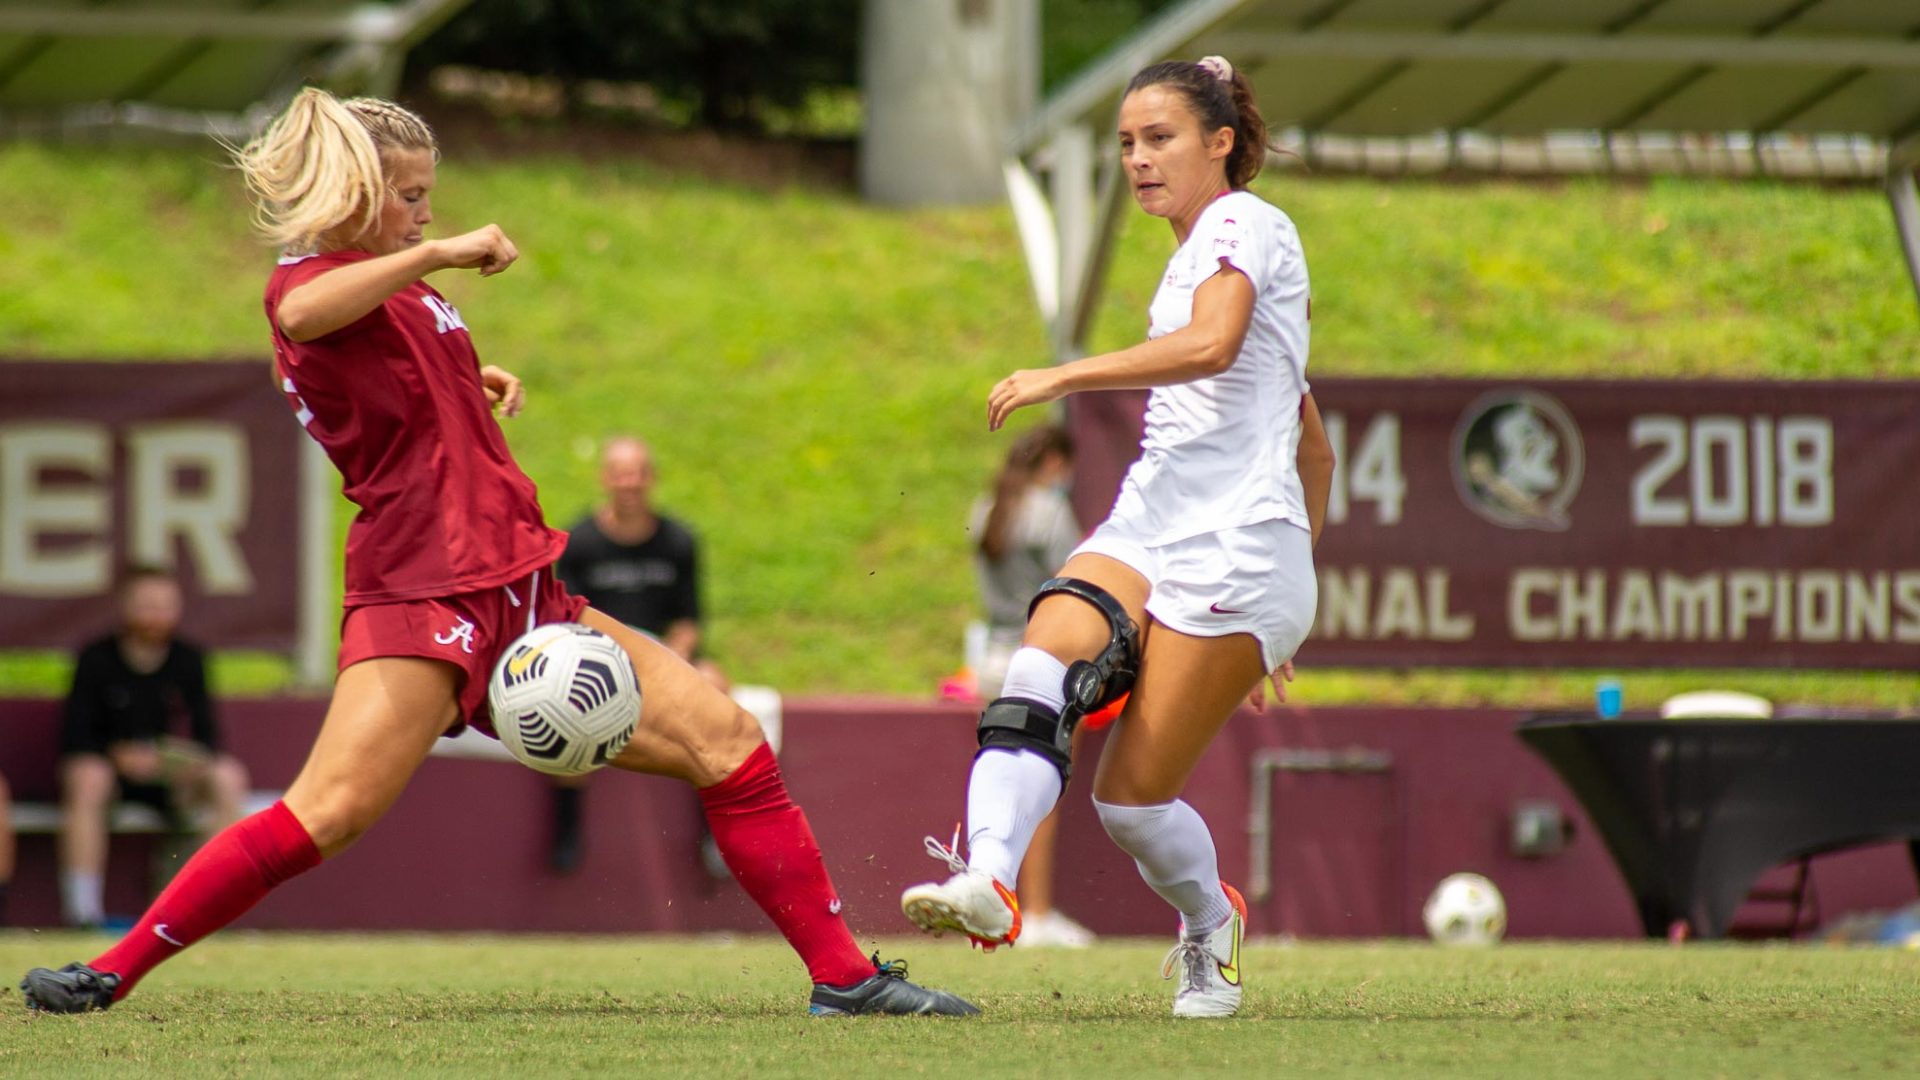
[
  {"xmin": 901, "ymin": 830, "xmax": 1022, "ymax": 948},
  {"xmin": 997, "ymin": 879, "xmax": 1023, "ymax": 943},
  {"xmin": 1221, "ymin": 881, "xmax": 1248, "ymax": 922},
  {"xmin": 967, "ymin": 880, "xmax": 1021, "ymax": 950}
]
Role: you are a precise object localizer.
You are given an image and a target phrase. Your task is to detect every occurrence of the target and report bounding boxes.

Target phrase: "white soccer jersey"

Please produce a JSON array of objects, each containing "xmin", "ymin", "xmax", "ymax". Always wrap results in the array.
[{"xmin": 1106, "ymin": 189, "xmax": 1312, "ymax": 545}]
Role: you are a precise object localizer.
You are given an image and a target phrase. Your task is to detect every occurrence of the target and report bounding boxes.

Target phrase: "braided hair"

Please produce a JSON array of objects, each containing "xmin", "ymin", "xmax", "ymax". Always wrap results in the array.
[{"xmin": 233, "ymin": 88, "xmax": 438, "ymax": 251}]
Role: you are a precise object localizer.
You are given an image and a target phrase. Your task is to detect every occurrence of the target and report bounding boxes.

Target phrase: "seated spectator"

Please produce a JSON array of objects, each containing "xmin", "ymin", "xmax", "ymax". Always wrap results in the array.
[
  {"xmin": 553, "ymin": 436, "xmax": 729, "ymax": 875},
  {"xmin": 59, "ymin": 566, "xmax": 249, "ymax": 928}
]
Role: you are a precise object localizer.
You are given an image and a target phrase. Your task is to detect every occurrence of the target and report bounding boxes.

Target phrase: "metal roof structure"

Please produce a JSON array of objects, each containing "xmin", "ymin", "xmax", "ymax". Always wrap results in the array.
[
  {"xmin": 0, "ymin": 0, "xmax": 469, "ymax": 138},
  {"xmin": 1008, "ymin": 0, "xmax": 1920, "ymax": 362}
]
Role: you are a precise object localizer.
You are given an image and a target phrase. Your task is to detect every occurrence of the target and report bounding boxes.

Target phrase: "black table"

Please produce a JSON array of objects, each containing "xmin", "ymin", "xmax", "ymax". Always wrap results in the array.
[{"xmin": 1518, "ymin": 713, "xmax": 1920, "ymax": 939}]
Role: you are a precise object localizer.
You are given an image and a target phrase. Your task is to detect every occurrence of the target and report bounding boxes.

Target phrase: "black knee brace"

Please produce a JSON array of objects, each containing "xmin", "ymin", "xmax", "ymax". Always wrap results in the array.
[
  {"xmin": 977, "ymin": 697, "xmax": 1074, "ymax": 776},
  {"xmin": 976, "ymin": 577, "xmax": 1141, "ymax": 783}
]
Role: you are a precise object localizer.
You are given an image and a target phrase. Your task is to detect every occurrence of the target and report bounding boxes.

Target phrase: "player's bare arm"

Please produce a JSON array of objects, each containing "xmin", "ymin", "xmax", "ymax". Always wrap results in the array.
[
  {"xmin": 277, "ymin": 225, "xmax": 518, "ymax": 343},
  {"xmin": 1245, "ymin": 398, "xmax": 1327, "ymax": 713},
  {"xmin": 1296, "ymin": 391, "xmax": 1334, "ymax": 548},
  {"xmin": 987, "ymin": 266, "xmax": 1254, "ymax": 430}
]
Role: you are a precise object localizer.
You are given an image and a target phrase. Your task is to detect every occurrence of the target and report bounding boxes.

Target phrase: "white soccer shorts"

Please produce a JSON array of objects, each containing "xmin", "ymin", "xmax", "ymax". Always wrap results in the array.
[{"xmin": 1071, "ymin": 516, "xmax": 1317, "ymax": 672}]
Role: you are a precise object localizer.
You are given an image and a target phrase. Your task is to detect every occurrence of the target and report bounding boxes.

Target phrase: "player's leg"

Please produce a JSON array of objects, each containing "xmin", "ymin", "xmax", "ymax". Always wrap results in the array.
[
  {"xmin": 902, "ymin": 553, "xmax": 1148, "ymax": 947},
  {"xmin": 56, "ymin": 754, "xmax": 115, "ymax": 927},
  {"xmin": 1011, "ymin": 722, "xmax": 1097, "ymax": 948},
  {"xmin": 21, "ymin": 658, "xmax": 457, "ymax": 1012},
  {"xmin": 581, "ymin": 608, "xmax": 761, "ymax": 787},
  {"xmin": 1091, "ymin": 625, "xmax": 1262, "ymax": 907},
  {"xmin": 281, "ymin": 657, "xmax": 459, "ymax": 854},
  {"xmin": 581, "ymin": 609, "xmax": 975, "ymax": 1016},
  {"xmin": 1091, "ymin": 628, "xmax": 1264, "ymax": 1019},
  {"xmin": 976, "ymin": 553, "xmax": 1146, "ymax": 887}
]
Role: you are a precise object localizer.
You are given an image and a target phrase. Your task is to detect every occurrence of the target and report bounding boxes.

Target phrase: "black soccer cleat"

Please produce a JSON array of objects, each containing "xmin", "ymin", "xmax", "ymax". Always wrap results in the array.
[
  {"xmin": 808, "ymin": 955, "xmax": 979, "ymax": 1017},
  {"xmin": 20, "ymin": 962, "xmax": 121, "ymax": 1013}
]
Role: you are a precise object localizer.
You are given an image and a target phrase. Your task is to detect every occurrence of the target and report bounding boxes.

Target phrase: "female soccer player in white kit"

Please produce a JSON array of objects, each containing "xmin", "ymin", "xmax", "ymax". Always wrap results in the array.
[{"xmin": 902, "ymin": 56, "xmax": 1334, "ymax": 1019}]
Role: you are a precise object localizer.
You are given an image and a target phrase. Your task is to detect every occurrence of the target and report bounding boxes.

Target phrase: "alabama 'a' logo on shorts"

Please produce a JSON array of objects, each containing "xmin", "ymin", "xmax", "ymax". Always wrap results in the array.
[{"xmin": 435, "ymin": 616, "xmax": 477, "ymax": 654}]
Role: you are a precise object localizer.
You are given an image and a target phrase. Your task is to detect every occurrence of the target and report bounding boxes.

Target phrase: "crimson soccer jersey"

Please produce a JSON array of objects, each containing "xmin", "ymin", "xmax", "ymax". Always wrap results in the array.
[{"xmin": 266, "ymin": 250, "xmax": 566, "ymax": 605}]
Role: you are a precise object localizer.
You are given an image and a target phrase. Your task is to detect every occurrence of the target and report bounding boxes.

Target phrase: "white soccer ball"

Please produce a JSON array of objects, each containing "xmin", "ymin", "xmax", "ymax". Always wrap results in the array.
[
  {"xmin": 487, "ymin": 622, "xmax": 641, "ymax": 777},
  {"xmin": 1422, "ymin": 872, "xmax": 1507, "ymax": 947}
]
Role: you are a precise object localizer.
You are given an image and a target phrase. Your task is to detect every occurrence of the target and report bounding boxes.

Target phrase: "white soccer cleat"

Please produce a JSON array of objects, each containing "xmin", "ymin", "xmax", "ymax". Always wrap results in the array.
[
  {"xmin": 1162, "ymin": 882, "xmax": 1246, "ymax": 1018},
  {"xmin": 1018, "ymin": 909, "xmax": 1096, "ymax": 949},
  {"xmin": 900, "ymin": 831, "xmax": 1021, "ymax": 950}
]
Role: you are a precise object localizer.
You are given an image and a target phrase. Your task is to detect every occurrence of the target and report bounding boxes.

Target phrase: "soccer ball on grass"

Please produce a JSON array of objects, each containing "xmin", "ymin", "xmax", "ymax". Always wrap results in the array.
[
  {"xmin": 488, "ymin": 622, "xmax": 641, "ymax": 777},
  {"xmin": 1422, "ymin": 872, "xmax": 1507, "ymax": 946}
]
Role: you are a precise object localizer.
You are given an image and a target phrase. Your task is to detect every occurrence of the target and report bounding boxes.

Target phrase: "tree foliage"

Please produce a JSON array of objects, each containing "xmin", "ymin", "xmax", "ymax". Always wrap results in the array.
[{"xmin": 412, "ymin": 0, "xmax": 860, "ymax": 131}]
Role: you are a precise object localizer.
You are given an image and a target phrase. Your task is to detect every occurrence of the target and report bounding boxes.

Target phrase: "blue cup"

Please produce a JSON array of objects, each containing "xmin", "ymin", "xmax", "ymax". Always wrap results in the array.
[{"xmin": 1595, "ymin": 679, "xmax": 1623, "ymax": 720}]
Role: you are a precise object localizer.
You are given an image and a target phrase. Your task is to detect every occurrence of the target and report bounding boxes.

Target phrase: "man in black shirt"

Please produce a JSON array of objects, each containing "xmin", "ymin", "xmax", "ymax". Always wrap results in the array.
[
  {"xmin": 555, "ymin": 436, "xmax": 705, "ymax": 659},
  {"xmin": 59, "ymin": 566, "xmax": 249, "ymax": 927},
  {"xmin": 552, "ymin": 436, "xmax": 727, "ymax": 873}
]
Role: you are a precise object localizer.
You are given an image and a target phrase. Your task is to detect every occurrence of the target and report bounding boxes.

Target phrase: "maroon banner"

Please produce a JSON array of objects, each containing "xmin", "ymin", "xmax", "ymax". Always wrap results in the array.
[
  {"xmin": 1076, "ymin": 378, "xmax": 1920, "ymax": 669},
  {"xmin": 1, "ymin": 360, "xmax": 305, "ymax": 651}
]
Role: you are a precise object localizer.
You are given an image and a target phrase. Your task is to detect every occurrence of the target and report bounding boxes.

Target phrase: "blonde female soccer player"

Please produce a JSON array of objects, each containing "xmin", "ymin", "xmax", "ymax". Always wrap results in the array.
[
  {"xmin": 21, "ymin": 88, "xmax": 973, "ymax": 1019},
  {"xmin": 902, "ymin": 56, "xmax": 1334, "ymax": 1019}
]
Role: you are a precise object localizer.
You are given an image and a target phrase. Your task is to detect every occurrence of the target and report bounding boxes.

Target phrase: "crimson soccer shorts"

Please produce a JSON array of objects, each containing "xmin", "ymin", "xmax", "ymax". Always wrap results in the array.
[{"xmin": 337, "ymin": 567, "xmax": 589, "ymax": 737}]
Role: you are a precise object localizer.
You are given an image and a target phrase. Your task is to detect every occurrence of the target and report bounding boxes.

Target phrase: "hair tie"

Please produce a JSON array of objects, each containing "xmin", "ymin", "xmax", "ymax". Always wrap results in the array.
[{"xmin": 1197, "ymin": 55, "xmax": 1234, "ymax": 82}]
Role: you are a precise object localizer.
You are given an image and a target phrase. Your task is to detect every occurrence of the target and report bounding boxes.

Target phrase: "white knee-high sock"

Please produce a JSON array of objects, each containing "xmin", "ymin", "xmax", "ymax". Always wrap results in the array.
[
  {"xmin": 963, "ymin": 647, "xmax": 1068, "ymax": 887},
  {"xmin": 1095, "ymin": 798, "xmax": 1233, "ymax": 935}
]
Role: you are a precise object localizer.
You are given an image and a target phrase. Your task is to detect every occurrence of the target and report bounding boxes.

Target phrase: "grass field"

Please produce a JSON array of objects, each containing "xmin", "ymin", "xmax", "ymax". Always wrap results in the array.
[
  {"xmin": 3, "ymin": 143, "xmax": 1918, "ymax": 705},
  {"xmin": 2, "ymin": 933, "xmax": 1916, "ymax": 1077}
]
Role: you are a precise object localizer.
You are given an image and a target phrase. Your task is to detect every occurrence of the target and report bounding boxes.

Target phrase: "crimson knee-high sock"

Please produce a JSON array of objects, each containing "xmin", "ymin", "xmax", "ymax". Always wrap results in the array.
[
  {"xmin": 92, "ymin": 800, "xmax": 321, "ymax": 1000},
  {"xmin": 699, "ymin": 744, "xmax": 875, "ymax": 988}
]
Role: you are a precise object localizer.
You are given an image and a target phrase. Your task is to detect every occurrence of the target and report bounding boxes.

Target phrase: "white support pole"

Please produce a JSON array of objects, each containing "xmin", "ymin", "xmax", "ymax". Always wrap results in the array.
[
  {"xmin": 1064, "ymin": 152, "xmax": 1130, "ymax": 357},
  {"xmin": 1048, "ymin": 123, "xmax": 1096, "ymax": 362},
  {"xmin": 1007, "ymin": 126, "xmax": 1124, "ymax": 367},
  {"xmin": 861, "ymin": 0, "xmax": 1040, "ymax": 205},
  {"xmin": 1003, "ymin": 157, "xmax": 1061, "ymax": 323},
  {"xmin": 294, "ymin": 439, "xmax": 335, "ymax": 689},
  {"xmin": 1888, "ymin": 157, "xmax": 1920, "ymax": 316}
]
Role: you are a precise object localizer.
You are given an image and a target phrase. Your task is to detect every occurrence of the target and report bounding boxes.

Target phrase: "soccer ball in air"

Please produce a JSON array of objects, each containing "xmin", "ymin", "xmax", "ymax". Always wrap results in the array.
[
  {"xmin": 1422, "ymin": 872, "xmax": 1507, "ymax": 947},
  {"xmin": 488, "ymin": 622, "xmax": 641, "ymax": 777}
]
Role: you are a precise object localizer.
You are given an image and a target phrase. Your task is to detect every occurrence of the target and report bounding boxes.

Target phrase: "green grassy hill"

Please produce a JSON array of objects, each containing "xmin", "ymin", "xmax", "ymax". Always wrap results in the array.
[{"xmin": 3, "ymin": 144, "xmax": 1917, "ymax": 705}]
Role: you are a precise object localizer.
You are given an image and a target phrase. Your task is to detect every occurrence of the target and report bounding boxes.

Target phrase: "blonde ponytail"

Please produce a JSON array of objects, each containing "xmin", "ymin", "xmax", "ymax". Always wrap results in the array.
[{"xmin": 233, "ymin": 87, "xmax": 437, "ymax": 252}]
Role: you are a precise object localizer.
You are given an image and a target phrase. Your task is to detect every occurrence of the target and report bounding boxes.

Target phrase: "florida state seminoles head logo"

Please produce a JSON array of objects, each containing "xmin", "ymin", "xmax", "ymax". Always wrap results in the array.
[{"xmin": 1451, "ymin": 389, "xmax": 1584, "ymax": 531}]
